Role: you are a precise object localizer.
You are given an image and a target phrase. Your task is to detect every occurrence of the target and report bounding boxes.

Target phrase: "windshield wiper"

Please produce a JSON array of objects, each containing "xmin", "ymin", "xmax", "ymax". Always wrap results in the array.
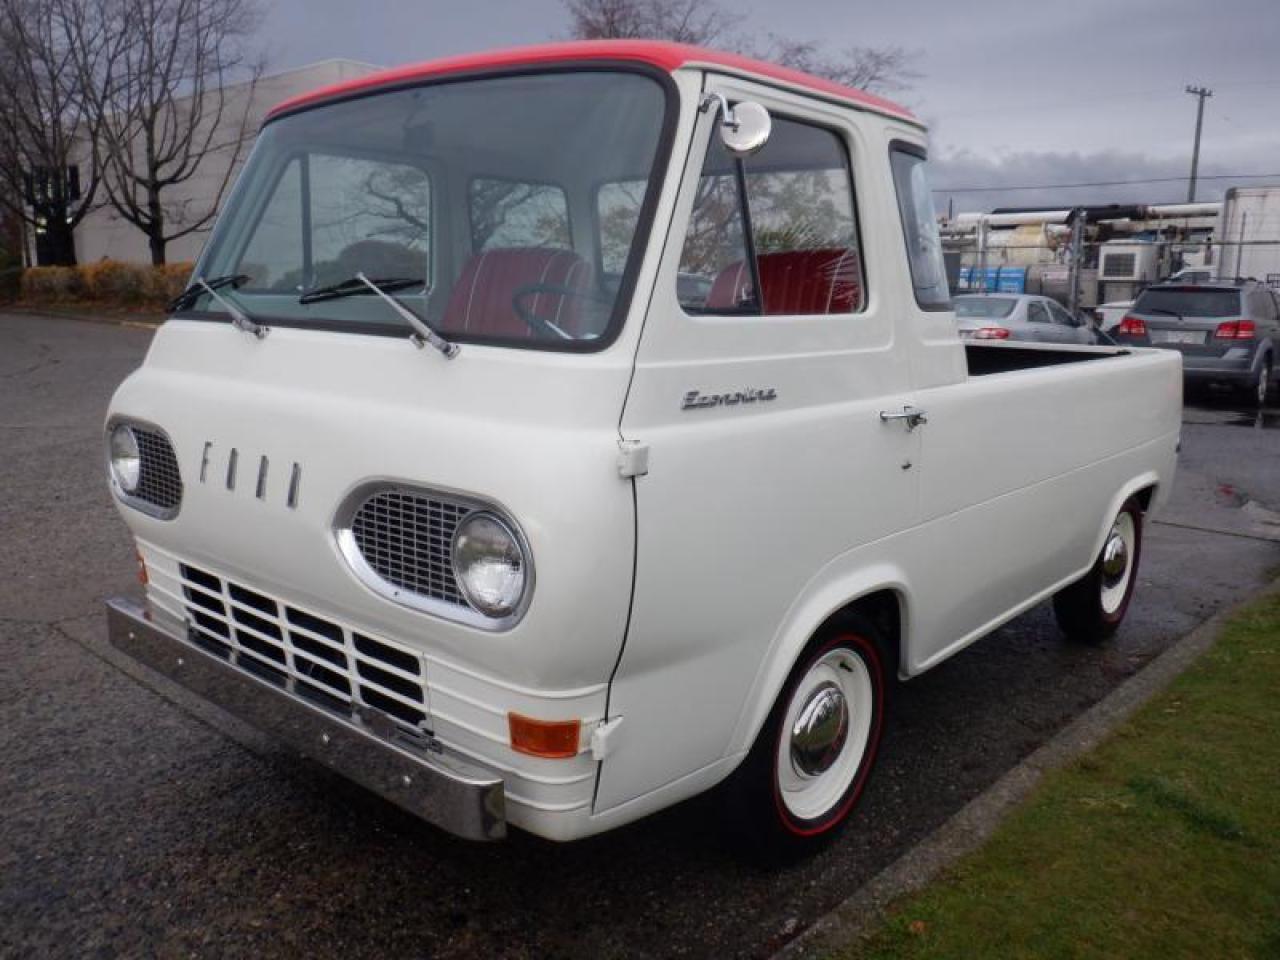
[
  {"xmin": 168, "ymin": 273, "xmax": 249, "ymax": 313},
  {"xmin": 170, "ymin": 273, "xmax": 267, "ymax": 343},
  {"xmin": 298, "ymin": 275, "xmax": 425, "ymax": 304},
  {"xmin": 1145, "ymin": 306, "xmax": 1184, "ymax": 323},
  {"xmin": 311, "ymin": 272, "xmax": 457, "ymax": 358}
]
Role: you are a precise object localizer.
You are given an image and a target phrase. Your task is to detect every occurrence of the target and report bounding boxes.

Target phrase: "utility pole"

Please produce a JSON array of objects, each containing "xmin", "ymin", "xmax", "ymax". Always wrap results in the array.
[
  {"xmin": 1067, "ymin": 209, "xmax": 1085, "ymax": 316},
  {"xmin": 1185, "ymin": 85, "xmax": 1213, "ymax": 203}
]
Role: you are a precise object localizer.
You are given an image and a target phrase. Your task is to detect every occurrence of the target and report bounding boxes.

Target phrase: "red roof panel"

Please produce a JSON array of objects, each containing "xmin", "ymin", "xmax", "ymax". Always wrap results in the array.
[{"xmin": 266, "ymin": 40, "xmax": 916, "ymax": 123}]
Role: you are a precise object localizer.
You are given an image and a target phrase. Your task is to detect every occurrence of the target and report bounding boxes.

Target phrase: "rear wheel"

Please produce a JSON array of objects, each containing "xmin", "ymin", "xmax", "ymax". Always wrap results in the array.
[
  {"xmin": 725, "ymin": 616, "xmax": 886, "ymax": 859},
  {"xmin": 1052, "ymin": 497, "xmax": 1143, "ymax": 642},
  {"xmin": 1253, "ymin": 356, "xmax": 1273, "ymax": 408}
]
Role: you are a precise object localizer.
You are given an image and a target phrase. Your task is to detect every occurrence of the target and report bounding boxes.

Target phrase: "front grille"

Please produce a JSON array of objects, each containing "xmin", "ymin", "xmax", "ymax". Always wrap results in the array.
[
  {"xmin": 179, "ymin": 564, "xmax": 430, "ymax": 734},
  {"xmin": 350, "ymin": 490, "xmax": 472, "ymax": 606},
  {"xmin": 133, "ymin": 427, "xmax": 183, "ymax": 512}
]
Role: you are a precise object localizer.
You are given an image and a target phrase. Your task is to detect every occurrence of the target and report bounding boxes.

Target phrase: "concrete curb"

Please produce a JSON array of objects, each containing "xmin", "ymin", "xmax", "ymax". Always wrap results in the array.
[{"xmin": 774, "ymin": 579, "xmax": 1280, "ymax": 960}]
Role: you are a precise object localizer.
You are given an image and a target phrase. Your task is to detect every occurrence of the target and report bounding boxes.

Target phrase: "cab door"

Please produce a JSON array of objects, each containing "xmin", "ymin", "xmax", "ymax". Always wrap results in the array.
[{"xmin": 596, "ymin": 79, "xmax": 920, "ymax": 813}]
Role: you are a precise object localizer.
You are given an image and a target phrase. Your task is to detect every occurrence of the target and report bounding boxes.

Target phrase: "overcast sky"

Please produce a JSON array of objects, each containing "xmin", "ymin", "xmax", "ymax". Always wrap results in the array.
[{"xmin": 259, "ymin": 0, "xmax": 1280, "ymax": 212}]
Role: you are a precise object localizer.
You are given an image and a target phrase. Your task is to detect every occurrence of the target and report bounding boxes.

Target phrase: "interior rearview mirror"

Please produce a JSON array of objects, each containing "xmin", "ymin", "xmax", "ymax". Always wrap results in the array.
[{"xmin": 702, "ymin": 95, "xmax": 772, "ymax": 156}]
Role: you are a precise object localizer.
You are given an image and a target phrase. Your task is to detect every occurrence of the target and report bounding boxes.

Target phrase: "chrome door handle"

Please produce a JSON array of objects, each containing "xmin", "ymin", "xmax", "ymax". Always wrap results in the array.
[{"xmin": 879, "ymin": 405, "xmax": 928, "ymax": 430}]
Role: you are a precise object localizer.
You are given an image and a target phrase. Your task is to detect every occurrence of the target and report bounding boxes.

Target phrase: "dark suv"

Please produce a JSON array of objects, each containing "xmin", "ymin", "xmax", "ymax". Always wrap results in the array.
[{"xmin": 1112, "ymin": 280, "xmax": 1278, "ymax": 405}]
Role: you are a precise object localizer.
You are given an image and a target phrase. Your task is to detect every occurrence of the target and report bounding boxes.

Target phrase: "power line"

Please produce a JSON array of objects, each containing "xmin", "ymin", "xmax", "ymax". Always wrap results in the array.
[{"xmin": 932, "ymin": 172, "xmax": 1280, "ymax": 193}]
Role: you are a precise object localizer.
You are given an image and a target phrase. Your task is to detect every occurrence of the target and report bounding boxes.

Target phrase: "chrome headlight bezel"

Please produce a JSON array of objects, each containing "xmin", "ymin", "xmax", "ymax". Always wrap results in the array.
[
  {"xmin": 333, "ymin": 482, "xmax": 534, "ymax": 632},
  {"xmin": 104, "ymin": 416, "xmax": 183, "ymax": 521}
]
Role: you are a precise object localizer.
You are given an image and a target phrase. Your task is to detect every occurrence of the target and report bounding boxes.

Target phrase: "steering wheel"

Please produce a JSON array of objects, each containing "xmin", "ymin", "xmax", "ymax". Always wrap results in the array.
[{"xmin": 512, "ymin": 282, "xmax": 611, "ymax": 340}]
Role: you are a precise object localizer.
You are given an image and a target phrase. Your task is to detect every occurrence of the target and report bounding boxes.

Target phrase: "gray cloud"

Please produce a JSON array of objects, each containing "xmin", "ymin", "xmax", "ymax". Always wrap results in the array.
[
  {"xmin": 258, "ymin": 0, "xmax": 1280, "ymax": 215},
  {"xmin": 932, "ymin": 148, "xmax": 1280, "ymax": 213}
]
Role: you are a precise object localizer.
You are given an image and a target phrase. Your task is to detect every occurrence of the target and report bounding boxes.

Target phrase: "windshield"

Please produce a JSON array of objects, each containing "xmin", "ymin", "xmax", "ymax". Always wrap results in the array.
[
  {"xmin": 955, "ymin": 296, "xmax": 1016, "ymax": 319},
  {"xmin": 188, "ymin": 70, "xmax": 669, "ymax": 350},
  {"xmin": 1135, "ymin": 288, "xmax": 1241, "ymax": 318}
]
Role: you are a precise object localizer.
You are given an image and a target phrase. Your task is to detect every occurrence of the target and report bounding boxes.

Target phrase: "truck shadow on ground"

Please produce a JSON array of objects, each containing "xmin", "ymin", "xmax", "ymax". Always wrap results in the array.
[{"xmin": 220, "ymin": 607, "xmax": 1157, "ymax": 960}]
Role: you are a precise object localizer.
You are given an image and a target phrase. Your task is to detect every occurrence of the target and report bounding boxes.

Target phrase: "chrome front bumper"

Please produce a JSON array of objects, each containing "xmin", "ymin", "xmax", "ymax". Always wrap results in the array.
[{"xmin": 105, "ymin": 597, "xmax": 506, "ymax": 841}]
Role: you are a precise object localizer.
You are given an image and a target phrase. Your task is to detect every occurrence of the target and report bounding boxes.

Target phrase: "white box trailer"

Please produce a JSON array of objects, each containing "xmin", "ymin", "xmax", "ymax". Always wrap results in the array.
[{"xmin": 1218, "ymin": 186, "xmax": 1280, "ymax": 286}]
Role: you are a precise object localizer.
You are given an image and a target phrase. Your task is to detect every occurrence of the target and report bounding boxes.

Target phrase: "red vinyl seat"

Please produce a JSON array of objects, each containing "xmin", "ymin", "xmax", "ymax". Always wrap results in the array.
[
  {"xmin": 440, "ymin": 247, "xmax": 590, "ymax": 339},
  {"xmin": 705, "ymin": 248, "xmax": 862, "ymax": 315}
]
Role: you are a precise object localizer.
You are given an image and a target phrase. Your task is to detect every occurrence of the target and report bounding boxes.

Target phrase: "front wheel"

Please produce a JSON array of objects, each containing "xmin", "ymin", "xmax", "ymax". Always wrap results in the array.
[
  {"xmin": 725, "ymin": 617, "xmax": 887, "ymax": 859},
  {"xmin": 1052, "ymin": 497, "xmax": 1144, "ymax": 642}
]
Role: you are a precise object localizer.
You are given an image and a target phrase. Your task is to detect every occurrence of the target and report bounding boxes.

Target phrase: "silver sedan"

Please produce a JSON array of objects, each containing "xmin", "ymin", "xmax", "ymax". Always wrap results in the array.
[{"xmin": 954, "ymin": 294, "xmax": 1101, "ymax": 344}]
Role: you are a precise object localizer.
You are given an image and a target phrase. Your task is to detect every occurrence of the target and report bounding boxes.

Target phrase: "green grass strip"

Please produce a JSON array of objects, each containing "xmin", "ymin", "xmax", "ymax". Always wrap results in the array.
[{"xmin": 834, "ymin": 592, "xmax": 1280, "ymax": 960}]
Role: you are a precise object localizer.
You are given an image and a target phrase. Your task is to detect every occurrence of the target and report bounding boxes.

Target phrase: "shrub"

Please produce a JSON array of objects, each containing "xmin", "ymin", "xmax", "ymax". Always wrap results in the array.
[
  {"xmin": 22, "ymin": 266, "xmax": 88, "ymax": 302},
  {"xmin": 84, "ymin": 259, "xmax": 151, "ymax": 303},
  {"xmin": 19, "ymin": 259, "xmax": 197, "ymax": 307},
  {"xmin": 151, "ymin": 262, "xmax": 194, "ymax": 302}
]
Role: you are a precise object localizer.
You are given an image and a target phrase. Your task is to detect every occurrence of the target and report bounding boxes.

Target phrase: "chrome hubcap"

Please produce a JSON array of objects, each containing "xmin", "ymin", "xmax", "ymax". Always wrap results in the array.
[
  {"xmin": 777, "ymin": 648, "xmax": 875, "ymax": 821},
  {"xmin": 1100, "ymin": 512, "xmax": 1137, "ymax": 615},
  {"xmin": 790, "ymin": 681, "xmax": 849, "ymax": 778},
  {"xmin": 1101, "ymin": 528, "xmax": 1129, "ymax": 586}
]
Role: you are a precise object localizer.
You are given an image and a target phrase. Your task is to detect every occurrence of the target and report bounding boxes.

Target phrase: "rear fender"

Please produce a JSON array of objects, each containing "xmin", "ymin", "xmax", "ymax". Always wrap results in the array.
[
  {"xmin": 1253, "ymin": 339, "xmax": 1275, "ymax": 375},
  {"xmin": 1092, "ymin": 471, "xmax": 1161, "ymax": 557}
]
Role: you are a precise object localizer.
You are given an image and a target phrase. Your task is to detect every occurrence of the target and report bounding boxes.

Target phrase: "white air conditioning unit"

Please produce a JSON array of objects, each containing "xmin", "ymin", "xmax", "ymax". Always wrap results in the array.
[{"xmin": 1099, "ymin": 242, "xmax": 1159, "ymax": 283}]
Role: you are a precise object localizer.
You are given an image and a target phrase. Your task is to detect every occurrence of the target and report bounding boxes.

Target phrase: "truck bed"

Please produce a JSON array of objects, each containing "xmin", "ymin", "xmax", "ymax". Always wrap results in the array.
[{"xmin": 965, "ymin": 341, "xmax": 1131, "ymax": 376}]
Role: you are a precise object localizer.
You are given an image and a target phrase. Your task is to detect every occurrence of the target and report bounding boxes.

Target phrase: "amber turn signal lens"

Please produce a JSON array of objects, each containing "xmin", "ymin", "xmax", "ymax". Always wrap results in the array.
[{"xmin": 508, "ymin": 712, "xmax": 580, "ymax": 759}]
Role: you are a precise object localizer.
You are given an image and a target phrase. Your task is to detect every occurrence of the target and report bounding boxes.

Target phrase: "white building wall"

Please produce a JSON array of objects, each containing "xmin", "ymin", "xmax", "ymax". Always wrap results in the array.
[{"xmin": 73, "ymin": 59, "xmax": 381, "ymax": 266}]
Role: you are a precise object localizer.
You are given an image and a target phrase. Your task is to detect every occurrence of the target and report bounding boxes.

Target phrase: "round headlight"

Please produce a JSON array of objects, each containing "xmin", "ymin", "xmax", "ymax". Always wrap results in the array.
[
  {"xmin": 451, "ymin": 512, "xmax": 527, "ymax": 619},
  {"xmin": 109, "ymin": 424, "xmax": 141, "ymax": 493}
]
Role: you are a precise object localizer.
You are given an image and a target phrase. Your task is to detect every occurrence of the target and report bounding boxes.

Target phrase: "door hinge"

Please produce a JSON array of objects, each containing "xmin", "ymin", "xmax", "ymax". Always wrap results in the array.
[
  {"xmin": 590, "ymin": 716, "xmax": 624, "ymax": 760},
  {"xmin": 617, "ymin": 439, "xmax": 649, "ymax": 478}
]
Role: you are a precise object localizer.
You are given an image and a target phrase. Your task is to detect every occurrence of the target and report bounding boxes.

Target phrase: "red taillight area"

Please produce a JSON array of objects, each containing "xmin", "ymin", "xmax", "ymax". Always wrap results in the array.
[
  {"xmin": 1214, "ymin": 320, "xmax": 1256, "ymax": 340},
  {"xmin": 509, "ymin": 713, "xmax": 581, "ymax": 759},
  {"xmin": 973, "ymin": 326, "xmax": 1011, "ymax": 340},
  {"xmin": 1118, "ymin": 315, "xmax": 1147, "ymax": 336}
]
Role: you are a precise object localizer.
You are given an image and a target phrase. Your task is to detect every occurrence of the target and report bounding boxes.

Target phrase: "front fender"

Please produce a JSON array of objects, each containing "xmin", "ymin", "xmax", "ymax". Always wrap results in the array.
[{"xmin": 725, "ymin": 559, "xmax": 912, "ymax": 760}]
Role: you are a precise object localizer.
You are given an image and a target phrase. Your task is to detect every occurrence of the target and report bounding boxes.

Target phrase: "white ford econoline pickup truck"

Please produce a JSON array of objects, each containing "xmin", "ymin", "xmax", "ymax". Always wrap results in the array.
[{"xmin": 104, "ymin": 40, "xmax": 1181, "ymax": 852}]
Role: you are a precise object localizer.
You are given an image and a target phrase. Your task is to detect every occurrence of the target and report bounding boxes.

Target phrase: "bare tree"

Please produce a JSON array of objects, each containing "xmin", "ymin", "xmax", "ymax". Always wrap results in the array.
[
  {"xmin": 67, "ymin": 0, "xmax": 264, "ymax": 265},
  {"xmin": 0, "ymin": 0, "xmax": 109, "ymax": 265},
  {"xmin": 563, "ymin": 0, "xmax": 919, "ymax": 95},
  {"xmin": 756, "ymin": 36, "xmax": 920, "ymax": 96},
  {"xmin": 565, "ymin": 0, "xmax": 735, "ymax": 45}
]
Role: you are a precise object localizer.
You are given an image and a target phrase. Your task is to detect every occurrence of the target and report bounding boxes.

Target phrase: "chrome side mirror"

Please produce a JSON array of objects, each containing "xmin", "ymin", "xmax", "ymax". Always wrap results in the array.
[{"xmin": 701, "ymin": 94, "xmax": 771, "ymax": 157}]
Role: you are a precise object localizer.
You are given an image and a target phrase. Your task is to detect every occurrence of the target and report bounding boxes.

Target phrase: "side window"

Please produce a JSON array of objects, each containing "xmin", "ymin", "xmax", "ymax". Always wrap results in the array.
[
  {"xmin": 677, "ymin": 133, "xmax": 754, "ymax": 312},
  {"xmin": 743, "ymin": 117, "xmax": 864, "ymax": 315},
  {"xmin": 1027, "ymin": 302, "xmax": 1050, "ymax": 324},
  {"xmin": 470, "ymin": 179, "xmax": 570, "ymax": 251},
  {"xmin": 1248, "ymin": 289, "xmax": 1276, "ymax": 322},
  {"xmin": 889, "ymin": 146, "xmax": 951, "ymax": 309},
  {"xmin": 676, "ymin": 111, "xmax": 864, "ymax": 316},
  {"xmin": 308, "ymin": 154, "xmax": 431, "ymax": 288},
  {"xmin": 1048, "ymin": 302, "xmax": 1076, "ymax": 326}
]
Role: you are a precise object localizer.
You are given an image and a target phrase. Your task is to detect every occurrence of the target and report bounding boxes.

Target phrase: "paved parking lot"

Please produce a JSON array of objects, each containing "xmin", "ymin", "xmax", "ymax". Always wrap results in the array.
[{"xmin": 2, "ymin": 311, "xmax": 1278, "ymax": 959}]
